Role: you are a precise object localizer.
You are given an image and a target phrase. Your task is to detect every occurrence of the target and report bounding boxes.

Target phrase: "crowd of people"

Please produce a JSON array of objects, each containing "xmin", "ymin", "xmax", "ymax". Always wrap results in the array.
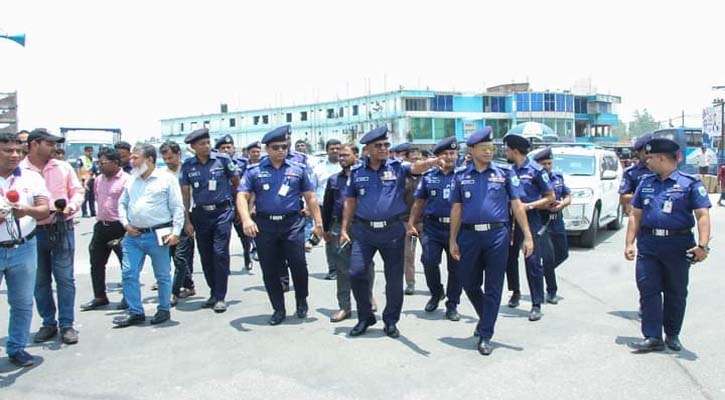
[{"xmin": 0, "ymin": 123, "xmax": 711, "ymax": 367}]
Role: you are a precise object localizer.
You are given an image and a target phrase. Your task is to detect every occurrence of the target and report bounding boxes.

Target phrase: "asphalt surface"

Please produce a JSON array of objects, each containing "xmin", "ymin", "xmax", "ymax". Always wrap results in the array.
[{"xmin": 1, "ymin": 196, "xmax": 724, "ymax": 400}]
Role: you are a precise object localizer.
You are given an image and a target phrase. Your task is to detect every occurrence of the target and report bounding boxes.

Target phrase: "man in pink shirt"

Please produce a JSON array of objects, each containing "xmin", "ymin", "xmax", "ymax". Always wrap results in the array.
[
  {"xmin": 19, "ymin": 128, "xmax": 84, "ymax": 345},
  {"xmin": 80, "ymin": 147, "xmax": 130, "ymax": 311}
]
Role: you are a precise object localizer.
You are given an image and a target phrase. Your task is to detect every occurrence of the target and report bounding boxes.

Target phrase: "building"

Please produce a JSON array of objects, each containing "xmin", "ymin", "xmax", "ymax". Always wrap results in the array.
[
  {"xmin": 160, "ymin": 83, "xmax": 621, "ymax": 151},
  {"xmin": 0, "ymin": 92, "xmax": 18, "ymax": 134}
]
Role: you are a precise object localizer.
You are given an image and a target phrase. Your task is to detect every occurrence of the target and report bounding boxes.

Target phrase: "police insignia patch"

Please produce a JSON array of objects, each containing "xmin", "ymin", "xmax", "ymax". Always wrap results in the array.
[
  {"xmin": 431, "ymin": 190, "xmax": 437, "ymax": 196},
  {"xmin": 263, "ymin": 183, "xmax": 270, "ymax": 191},
  {"xmin": 464, "ymin": 191, "xmax": 471, "ymax": 199},
  {"xmin": 228, "ymin": 163, "xmax": 237, "ymax": 171},
  {"xmin": 194, "ymin": 182, "xmax": 199, "ymax": 188},
  {"xmin": 511, "ymin": 176, "xmax": 520, "ymax": 187},
  {"xmin": 360, "ymin": 188, "xmax": 366, "ymax": 196},
  {"xmin": 698, "ymin": 186, "xmax": 707, "ymax": 197},
  {"xmin": 542, "ymin": 173, "xmax": 550, "ymax": 183}
]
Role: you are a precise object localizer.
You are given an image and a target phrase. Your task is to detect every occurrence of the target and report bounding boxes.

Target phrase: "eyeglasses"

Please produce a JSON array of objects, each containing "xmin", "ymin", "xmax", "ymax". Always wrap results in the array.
[
  {"xmin": 372, "ymin": 142, "xmax": 391, "ymax": 149},
  {"xmin": 269, "ymin": 144, "xmax": 288, "ymax": 151},
  {"xmin": 474, "ymin": 144, "xmax": 496, "ymax": 152}
]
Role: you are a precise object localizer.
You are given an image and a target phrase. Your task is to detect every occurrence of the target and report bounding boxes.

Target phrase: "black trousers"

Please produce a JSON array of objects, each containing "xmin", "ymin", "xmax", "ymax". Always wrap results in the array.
[
  {"xmin": 171, "ymin": 230, "xmax": 195, "ymax": 296},
  {"xmin": 82, "ymin": 187, "xmax": 96, "ymax": 217},
  {"xmin": 88, "ymin": 221, "xmax": 125, "ymax": 299}
]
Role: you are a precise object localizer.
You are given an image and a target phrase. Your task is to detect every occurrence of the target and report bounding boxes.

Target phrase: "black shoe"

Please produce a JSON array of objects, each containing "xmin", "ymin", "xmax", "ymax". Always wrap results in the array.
[
  {"xmin": 529, "ymin": 306, "xmax": 542, "ymax": 322},
  {"xmin": 213, "ymin": 301, "xmax": 227, "ymax": 313},
  {"xmin": 116, "ymin": 298, "xmax": 129, "ymax": 310},
  {"xmin": 151, "ymin": 282, "xmax": 158, "ymax": 291},
  {"xmin": 383, "ymin": 324, "xmax": 400, "ymax": 338},
  {"xmin": 245, "ymin": 261, "xmax": 253, "ymax": 271},
  {"xmin": 60, "ymin": 327, "xmax": 79, "ymax": 345},
  {"xmin": 404, "ymin": 284, "xmax": 415, "ymax": 295},
  {"xmin": 349, "ymin": 316, "xmax": 377, "ymax": 337},
  {"xmin": 629, "ymin": 337, "xmax": 665, "ymax": 352},
  {"xmin": 281, "ymin": 282, "xmax": 290, "ymax": 293},
  {"xmin": 478, "ymin": 337, "xmax": 493, "ymax": 356},
  {"xmin": 80, "ymin": 298, "xmax": 110, "ymax": 311},
  {"xmin": 268, "ymin": 310, "xmax": 286, "ymax": 326},
  {"xmin": 150, "ymin": 310, "xmax": 170, "ymax": 325},
  {"xmin": 9, "ymin": 350, "xmax": 35, "ymax": 367},
  {"xmin": 324, "ymin": 272, "xmax": 337, "ymax": 280},
  {"xmin": 445, "ymin": 307, "xmax": 461, "ymax": 321},
  {"xmin": 665, "ymin": 336, "xmax": 682, "ymax": 352},
  {"xmin": 546, "ymin": 293, "xmax": 558, "ymax": 305},
  {"xmin": 424, "ymin": 292, "xmax": 445, "ymax": 312},
  {"xmin": 296, "ymin": 301, "xmax": 308, "ymax": 318},
  {"xmin": 201, "ymin": 297, "xmax": 215, "ymax": 309},
  {"xmin": 507, "ymin": 293, "xmax": 521, "ymax": 308},
  {"xmin": 113, "ymin": 313, "xmax": 146, "ymax": 328},
  {"xmin": 33, "ymin": 326, "xmax": 58, "ymax": 343}
]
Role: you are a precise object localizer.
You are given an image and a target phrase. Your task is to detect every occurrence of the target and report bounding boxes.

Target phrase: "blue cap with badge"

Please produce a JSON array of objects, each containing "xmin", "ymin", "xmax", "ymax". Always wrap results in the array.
[
  {"xmin": 644, "ymin": 137, "xmax": 680, "ymax": 154},
  {"xmin": 466, "ymin": 127, "xmax": 493, "ymax": 146},
  {"xmin": 184, "ymin": 128, "xmax": 210, "ymax": 144},
  {"xmin": 246, "ymin": 141, "xmax": 261, "ymax": 151},
  {"xmin": 432, "ymin": 136, "xmax": 458, "ymax": 155},
  {"xmin": 359, "ymin": 126, "xmax": 389, "ymax": 144},
  {"xmin": 215, "ymin": 134, "xmax": 234, "ymax": 149},
  {"xmin": 392, "ymin": 142, "xmax": 411, "ymax": 153},
  {"xmin": 633, "ymin": 132, "xmax": 653, "ymax": 151},
  {"xmin": 262, "ymin": 125, "xmax": 291, "ymax": 144},
  {"xmin": 533, "ymin": 147, "xmax": 553, "ymax": 162}
]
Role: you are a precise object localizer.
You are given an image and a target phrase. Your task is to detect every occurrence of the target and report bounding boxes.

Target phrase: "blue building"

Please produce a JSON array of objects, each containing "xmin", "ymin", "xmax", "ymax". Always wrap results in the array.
[{"xmin": 160, "ymin": 83, "xmax": 621, "ymax": 150}]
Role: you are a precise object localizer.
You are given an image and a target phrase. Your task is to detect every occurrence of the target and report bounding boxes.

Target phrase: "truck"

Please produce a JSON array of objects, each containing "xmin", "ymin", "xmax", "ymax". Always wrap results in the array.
[{"xmin": 59, "ymin": 127, "xmax": 122, "ymax": 163}]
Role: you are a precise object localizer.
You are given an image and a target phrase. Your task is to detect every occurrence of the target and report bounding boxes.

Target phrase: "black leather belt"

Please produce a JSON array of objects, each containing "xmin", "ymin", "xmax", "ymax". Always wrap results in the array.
[
  {"xmin": 0, "ymin": 230, "xmax": 36, "ymax": 248},
  {"xmin": 545, "ymin": 212, "xmax": 561, "ymax": 220},
  {"xmin": 256, "ymin": 212, "xmax": 299, "ymax": 222},
  {"xmin": 462, "ymin": 222, "xmax": 506, "ymax": 232},
  {"xmin": 355, "ymin": 215, "xmax": 402, "ymax": 229},
  {"xmin": 37, "ymin": 220, "xmax": 74, "ymax": 230},
  {"xmin": 136, "ymin": 222, "xmax": 173, "ymax": 234},
  {"xmin": 98, "ymin": 220, "xmax": 122, "ymax": 227},
  {"xmin": 195, "ymin": 200, "xmax": 232, "ymax": 212},
  {"xmin": 641, "ymin": 227, "xmax": 691, "ymax": 237},
  {"xmin": 426, "ymin": 215, "xmax": 451, "ymax": 224}
]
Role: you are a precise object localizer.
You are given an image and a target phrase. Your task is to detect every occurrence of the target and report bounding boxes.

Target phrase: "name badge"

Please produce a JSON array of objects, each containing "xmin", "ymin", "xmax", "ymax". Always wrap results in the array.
[
  {"xmin": 278, "ymin": 184, "xmax": 289, "ymax": 196},
  {"xmin": 208, "ymin": 180, "xmax": 217, "ymax": 191},
  {"xmin": 662, "ymin": 200, "xmax": 673, "ymax": 214},
  {"xmin": 443, "ymin": 188, "xmax": 450, "ymax": 199}
]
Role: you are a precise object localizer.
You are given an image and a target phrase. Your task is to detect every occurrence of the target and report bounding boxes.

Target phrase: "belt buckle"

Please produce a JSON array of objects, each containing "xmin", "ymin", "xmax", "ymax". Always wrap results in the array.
[
  {"xmin": 653, "ymin": 228, "xmax": 667, "ymax": 237},
  {"xmin": 371, "ymin": 221, "xmax": 386, "ymax": 229},
  {"xmin": 270, "ymin": 215, "xmax": 283, "ymax": 221},
  {"xmin": 474, "ymin": 224, "xmax": 490, "ymax": 232},
  {"xmin": 202, "ymin": 205, "xmax": 216, "ymax": 211},
  {"xmin": 439, "ymin": 217, "xmax": 450, "ymax": 224}
]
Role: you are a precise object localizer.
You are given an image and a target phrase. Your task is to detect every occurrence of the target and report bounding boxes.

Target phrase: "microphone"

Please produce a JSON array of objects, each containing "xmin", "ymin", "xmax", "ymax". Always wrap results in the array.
[{"xmin": 54, "ymin": 198, "xmax": 67, "ymax": 211}]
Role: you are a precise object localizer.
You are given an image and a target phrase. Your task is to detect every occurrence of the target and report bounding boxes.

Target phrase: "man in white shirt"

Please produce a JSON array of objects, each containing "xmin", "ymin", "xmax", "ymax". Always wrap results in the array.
[
  {"xmin": 0, "ymin": 132, "xmax": 50, "ymax": 367},
  {"xmin": 693, "ymin": 146, "xmax": 713, "ymax": 175},
  {"xmin": 312, "ymin": 139, "xmax": 342, "ymax": 280}
]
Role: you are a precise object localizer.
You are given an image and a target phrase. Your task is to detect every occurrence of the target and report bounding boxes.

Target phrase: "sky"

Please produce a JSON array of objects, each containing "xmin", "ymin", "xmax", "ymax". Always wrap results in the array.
[{"xmin": 1, "ymin": 0, "xmax": 723, "ymax": 143}]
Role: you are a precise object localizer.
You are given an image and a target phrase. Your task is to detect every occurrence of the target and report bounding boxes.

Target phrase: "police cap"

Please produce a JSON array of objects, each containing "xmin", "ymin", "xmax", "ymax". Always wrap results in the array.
[
  {"xmin": 215, "ymin": 134, "xmax": 234, "ymax": 149},
  {"xmin": 432, "ymin": 136, "xmax": 458, "ymax": 155},
  {"xmin": 359, "ymin": 126, "xmax": 389, "ymax": 144},
  {"xmin": 466, "ymin": 127, "xmax": 493, "ymax": 146},
  {"xmin": 262, "ymin": 125, "xmax": 291, "ymax": 144},
  {"xmin": 533, "ymin": 147, "xmax": 553, "ymax": 162},
  {"xmin": 644, "ymin": 137, "xmax": 680, "ymax": 154},
  {"xmin": 184, "ymin": 128, "xmax": 210, "ymax": 144},
  {"xmin": 633, "ymin": 132, "xmax": 653, "ymax": 151}
]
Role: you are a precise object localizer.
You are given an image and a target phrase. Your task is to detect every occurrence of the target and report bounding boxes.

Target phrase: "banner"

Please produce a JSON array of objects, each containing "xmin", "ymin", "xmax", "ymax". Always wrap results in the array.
[{"xmin": 703, "ymin": 106, "xmax": 722, "ymax": 138}]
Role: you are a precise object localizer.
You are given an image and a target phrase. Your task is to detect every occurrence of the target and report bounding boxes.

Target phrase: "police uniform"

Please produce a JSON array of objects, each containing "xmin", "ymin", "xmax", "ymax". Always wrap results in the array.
[
  {"xmin": 533, "ymin": 148, "xmax": 571, "ymax": 302},
  {"xmin": 238, "ymin": 126, "xmax": 315, "ymax": 324},
  {"xmin": 415, "ymin": 136, "xmax": 462, "ymax": 318},
  {"xmin": 244, "ymin": 142, "xmax": 262, "ymax": 261},
  {"xmin": 504, "ymin": 133, "xmax": 554, "ymax": 314},
  {"xmin": 619, "ymin": 133, "xmax": 654, "ymax": 197},
  {"xmin": 180, "ymin": 128, "xmax": 239, "ymax": 309},
  {"xmin": 451, "ymin": 127, "xmax": 523, "ymax": 352},
  {"xmin": 630, "ymin": 138, "xmax": 711, "ymax": 350},
  {"xmin": 346, "ymin": 126, "xmax": 411, "ymax": 337}
]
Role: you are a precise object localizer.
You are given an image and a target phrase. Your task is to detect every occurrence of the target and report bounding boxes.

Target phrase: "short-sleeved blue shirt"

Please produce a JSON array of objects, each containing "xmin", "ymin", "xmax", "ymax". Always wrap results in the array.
[
  {"xmin": 179, "ymin": 152, "xmax": 239, "ymax": 205},
  {"xmin": 632, "ymin": 170, "xmax": 712, "ymax": 230},
  {"xmin": 512, "ymin": 159, "xmax": 553, "ymax": 203},
  {"xmin": 619, "ymin": 162, "xmax": 651, "ymax": 195},
  {"xmin": 344, "ymin": 158, "xmax": 411, "ymax": 221},
  {"xmin": 238, "ymin": 157, "xmax": 313, "ymax": 214},
  {"xmin": 549, "ymin": 171, "xmax": 571, "ymax": 201},
  {"xmin": 450, "ymin": 162, "xmax": 522, "ymax": 224},
  {"xmin": 414, "ymin": 168, "xmax": 455, "ymax": 218}
]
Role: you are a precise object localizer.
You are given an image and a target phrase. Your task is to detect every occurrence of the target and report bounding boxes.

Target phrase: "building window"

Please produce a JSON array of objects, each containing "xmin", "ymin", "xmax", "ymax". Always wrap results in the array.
[
  {"xmin": 531, "ymin": 93, "xmax": 543, "ymax": 111},
  {"xmin": 430, "ymin": 95, "xmax": 453, "ymax": 112},
  {"xmin": 190, "ymin": 121, "xmax": 197, "ymax": 130},
  {"xmin": 574, "ymin": 97, "xmax": 588, "ymax": 114},
  {"xmin": 262, "ymin": 115, "xmax": 269, "ymax": 124},
  {"xmin": 327, "ymin": 108, "xmax": 335, "ymax": 119},
  {"xmin": 405, "ymin": 98, "xmax": 427, "ymax": 111},
  {"xmin": 566, "ymin": 96, "xmax": 574, "ymax": 113},
  {"xmin": 555, "ymin": 94, "xmax": 565, "ymax": 112},
  {"xmin": 487, "ymin": 119, "xmax": 512, "ymax": 138},
  {"xmin": 284, "ymin": 113, "xmax": 292, "ymax": 123},
  {"xmin": 300, "ymin": 111, "xmax": 308, "ymax": 121},
  {"xmin": 410, "ymin": 117, "xmax": 433, "ymax": 140},
  {"xmin": 491, "ymin": 97, "xmax": 507, "ymax": 112},
  {"xmin": 432, "ymin": 118, "xmax": 455, "ymax": 140},
  {"xmin": 203, "ymin": 120, "xmax": 210, "ymax": 129},
  {"xmin": 180, "ymin": 122, "xmax": 185, "ymax": 132},
  {"xmin": 515, "ymin": 93, "xmax": 530, "ymax": 112},
  {"xmin": 544, "ymin": 93, "xmax": 555, "ymax": 111},
  {"xmin": 352, "ymin": 105, "xmax": 359, "ymax": 116},
  {"xmin": 339, "ymin": 107, "xmax": 344, "ymax": 118}
]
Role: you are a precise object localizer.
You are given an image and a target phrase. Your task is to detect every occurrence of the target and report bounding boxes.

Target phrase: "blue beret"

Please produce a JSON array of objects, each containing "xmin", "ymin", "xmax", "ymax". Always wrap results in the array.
[
  {"xmin": 359, "ymin": 126, "xmax": 389, "ymax": 144},
  {"xmin": 432, "ymin": 136, "xmax": 458, "ymax": 155},
  {"xmin": 246, "ymin": 141, "xmax": 261, "ymax": 151},
  {"xmin": 184, "ymin": 128, "xmax": 210, "ymax": 144},
  {"xmin": 644, "ymin": 137, "xmax": 679, "ymax": 154},
  {"xmin": 503, "ymin": 133, "xmax": 530, "ymax": 151},
  {"xmin": 633, "ymin": 132, "xmax": 653, "ymax": 151},
  {"xmin": 262, "ymin": 125, "xmax": 291, "ymax": 144},
  {"xmin": 466, "ymin": 127, "xmax": 493, "ymax": 146},
  {"xmin": 533, "ymin": 147, "xmax": 553, "ymax": 161},
  {"xmin": 215, "ymin": 134, "xmax": 234, "ymax": 149}
]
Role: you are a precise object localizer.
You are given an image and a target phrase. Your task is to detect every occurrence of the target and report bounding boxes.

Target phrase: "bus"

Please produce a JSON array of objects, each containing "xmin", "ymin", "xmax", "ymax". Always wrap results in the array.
[{"xmin": 651, "ymin": 127, "xmax": 718, "ymax": 174}]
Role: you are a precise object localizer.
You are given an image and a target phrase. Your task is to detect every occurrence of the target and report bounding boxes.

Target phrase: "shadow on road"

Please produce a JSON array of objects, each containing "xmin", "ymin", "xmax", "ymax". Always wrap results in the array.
[
  {"xmin": 608, "ymin": 310, "xmax": 640, "ymax": 321},
  {"xmin": 401, "ymin": 309, "xmax": 476, "ymax": 323},
  {"xmin": 229, "ymin": 314, "xmax": 319, "ymax": 333},
  {"xmin": 0, "ymin": 355, "xmax": 44, "ymax": 388},
  {"xmin": 332, "ymin": 326, "xmax": 431, "ymax": 356},
  {"xmin": 438, "ymin": 336, "xmax": 524, "ymax": 353}
]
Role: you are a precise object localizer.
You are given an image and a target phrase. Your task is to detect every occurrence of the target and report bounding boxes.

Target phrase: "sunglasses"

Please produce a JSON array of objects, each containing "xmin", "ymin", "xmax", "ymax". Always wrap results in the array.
[
  {"xmin": 474, "ymin": 144, "xmax": 496, "ymax": 152},
  {"xmin": 372, "ymin": 142, "xmax": 392, "ymax": 149},
  {"xmin": 269, "ymin": 144, "xmax": 288, "ymax": 151}
]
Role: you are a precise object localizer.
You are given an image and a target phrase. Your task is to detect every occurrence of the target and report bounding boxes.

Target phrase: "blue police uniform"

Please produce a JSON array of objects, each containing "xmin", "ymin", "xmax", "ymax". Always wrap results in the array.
[
  {"xmin": 451, "ymin": 128, "xmax": 523, "ymax": 339},
  {"xmin": 620, "ymin": 133, "xmax": 654, "ymax": 196},
  {"xmin": 180, "ymin": 132, "xmax": 239, "ymax": 304},
  {"xmin": 632, "ymin": 144, "xmax": 711, "ymax": 341},
  {"xmin": 504, "ymin": 135, "xmax": 554, "ymax": 308},
  {"xmin": 346, "ymin": 127, "xmax": 411, "ymax": 330},
  {"xmin": 540, "ymin": 172, "xmax": 571, "ymax": 298},
  {"xmin": 239, "ymin": 156, "xmax": 313, "ymax": 314}
]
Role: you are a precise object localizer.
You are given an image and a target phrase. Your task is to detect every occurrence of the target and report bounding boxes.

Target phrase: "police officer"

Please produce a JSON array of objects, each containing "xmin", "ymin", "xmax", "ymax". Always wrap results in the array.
[
  {"xmin": 449, "ymin": 127, "xmax": 533, "ymax": 355},
  {"xmin": 237, "ymin": 125, "xmax": 323, "ymax": 325},
  {"xmin": 216, "ymin": 134, "xmax": 254, "ymax": 271},
  {"xmin": 503, "ymin": 133, "xmax": 555, "ymax": 321},
  {"xmin": 620, "ymin": 133, "xmax": 653, "ymax": 213},
  {"xmin": 625, "ymin": 137, "xmax": 711, "ymax": 352},
  {"xmin": 533, "ymin": 148, "xmax": 571, "ymax": 304},
  {"xmin": 244, "ymin": 141, "xmax": 262, "ymax": 262},
  {"xmin": 340, "ymin": 127, "xmax": 435, "ymax": 338},
  {"xmin": 406, "ymin": 136, "xmax": 462, "ymax": 321},
  {"xmin": 179, "ymin": 128, "xmax": 240, "ymax": 313}
]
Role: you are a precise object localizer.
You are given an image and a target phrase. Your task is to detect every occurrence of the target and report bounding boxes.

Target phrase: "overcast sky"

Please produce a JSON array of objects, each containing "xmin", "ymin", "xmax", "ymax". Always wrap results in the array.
[{"xmin": 1, "ymin": 0, "xmax": 723, "ymax": 143}]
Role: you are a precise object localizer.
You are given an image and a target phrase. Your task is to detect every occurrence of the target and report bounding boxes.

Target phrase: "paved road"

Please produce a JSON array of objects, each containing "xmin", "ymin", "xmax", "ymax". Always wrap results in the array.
[{"xmin": 2, "ymin": 197, "xmax": 724, "ymax": 400}]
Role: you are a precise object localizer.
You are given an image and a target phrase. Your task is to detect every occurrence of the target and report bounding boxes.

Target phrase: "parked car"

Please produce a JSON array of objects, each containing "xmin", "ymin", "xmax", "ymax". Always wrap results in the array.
[{"xmin": 530, "ymin": 145, "xmax": 624, "ymax": 248}]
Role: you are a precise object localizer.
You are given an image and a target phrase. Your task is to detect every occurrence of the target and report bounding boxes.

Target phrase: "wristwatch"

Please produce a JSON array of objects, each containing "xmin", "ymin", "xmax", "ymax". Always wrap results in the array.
[{"xmin": 698, "ymin": 244, "xmax": 710, "ymax": 252}]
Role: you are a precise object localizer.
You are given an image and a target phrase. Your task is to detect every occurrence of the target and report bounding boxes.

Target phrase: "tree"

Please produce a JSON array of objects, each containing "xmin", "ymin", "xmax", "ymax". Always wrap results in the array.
[
  {"xmin": 612, "ymin": 121, "xmax": 628, "ymax": 138},
  {"xmin": 628, "ymin": 109, "xmax": 659, "ymax": 137}
]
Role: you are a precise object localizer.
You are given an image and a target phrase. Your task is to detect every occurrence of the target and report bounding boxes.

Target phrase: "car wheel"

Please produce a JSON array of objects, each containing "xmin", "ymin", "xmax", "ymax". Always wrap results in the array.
[
  {"xmin": 607, "ymin": 205, "xmax": 623, "ymax": 230},
  {"xmin": 580, "ymin": 207, "xmax": 599, "ymax": 248}
]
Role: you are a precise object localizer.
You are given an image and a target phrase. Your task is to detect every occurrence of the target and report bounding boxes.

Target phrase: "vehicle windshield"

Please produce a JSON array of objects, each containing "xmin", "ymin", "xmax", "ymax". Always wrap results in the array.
[{"xmin": 553, "ymin": 154, "xmax": 596, "ymax": 176}]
